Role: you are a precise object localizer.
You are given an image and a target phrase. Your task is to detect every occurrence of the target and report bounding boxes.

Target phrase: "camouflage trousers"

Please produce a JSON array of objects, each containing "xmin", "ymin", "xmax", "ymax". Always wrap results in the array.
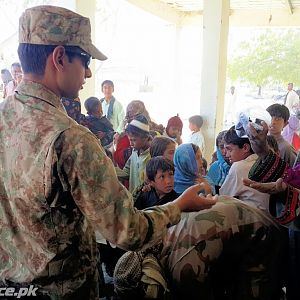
[{"xmin": 160, "ymin": 197, "xmax": 286, "ymax": 300}]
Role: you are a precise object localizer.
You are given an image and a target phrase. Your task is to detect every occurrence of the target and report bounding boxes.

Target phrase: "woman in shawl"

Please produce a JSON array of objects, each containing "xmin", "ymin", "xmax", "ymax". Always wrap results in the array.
[{"xmin": 174, "ymin": 143, "xmax": 213, "ymax": 195}]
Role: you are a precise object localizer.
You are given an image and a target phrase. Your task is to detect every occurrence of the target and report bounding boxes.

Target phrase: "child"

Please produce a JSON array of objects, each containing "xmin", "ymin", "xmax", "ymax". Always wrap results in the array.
[
  {"xmin": 150, "ymin": 136, "xmax": 176, "ymax": 161},
  {"xmin": 116, "ymin": 115, "xmax": 152, "ymax": 193},
  {"xmin": 266, "ymin": 104, "xmax": 297, "ymax": 166},
  {"xmin": 188, "ymin": 115, "xmax": 205, "ymax": 156},
  {"xmin": 84, "ymin": 97, "xmax": 115, "ymax": 148},
  {"xmin": 207, "ymin": 130, "xmax": 230, "ymax": 194},
  {"xmin": 174, "ymin": 143, "xmax": 213, "ymax": 195},
  {"xmin": 219, "ymin": 127, "xmax": 269, "ymax": 212},
  {"xmin": 134, "ymin": 157, "xmax": 179, "ymax": 210},
  {"xmin": 165, "ymin": 115, "xmax": 183, "ymax": 145}
]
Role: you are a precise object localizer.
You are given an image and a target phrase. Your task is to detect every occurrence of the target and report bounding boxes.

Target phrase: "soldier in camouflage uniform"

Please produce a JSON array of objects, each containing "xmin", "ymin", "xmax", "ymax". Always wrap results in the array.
[
  {"xmin": 114, "ymin": 197, "xmax": 285, "ymax": 300},
  {"xmin": 0, "ymin": 5, "xmax": 217, "ymax": 300}
]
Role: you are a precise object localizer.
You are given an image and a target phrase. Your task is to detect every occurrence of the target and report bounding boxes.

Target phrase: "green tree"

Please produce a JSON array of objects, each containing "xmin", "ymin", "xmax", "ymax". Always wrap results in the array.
[{"xmin": 228, "ymin": 29, "xmax": 300, "ymax": 94}]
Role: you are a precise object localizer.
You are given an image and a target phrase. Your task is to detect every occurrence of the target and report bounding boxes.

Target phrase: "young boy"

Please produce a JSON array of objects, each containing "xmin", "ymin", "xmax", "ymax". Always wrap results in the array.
[
  {"xmin": 134, "ymin": 156, "xmax": 179, "ymax": 210},
  {"xmin": 165, "ymin": 115, "xmax": 183, "ymax": 145},
  {"xmin": 266, "ymin": 104, "xmax": 297, "ymax": 166},
  {"xmin": 84, "ymin": 96, "xmax": 115, "ymax": 148},
  {"xmin": 116, "ymin": 115, "xmax": 152, "ymax": 193},
  {"xmin": 188, "ymin": 115, "xmax": 205, "ymax": 156},
  {"xmin": 219, "ymin": 127, "xmax": 269, "ymax": 212}
]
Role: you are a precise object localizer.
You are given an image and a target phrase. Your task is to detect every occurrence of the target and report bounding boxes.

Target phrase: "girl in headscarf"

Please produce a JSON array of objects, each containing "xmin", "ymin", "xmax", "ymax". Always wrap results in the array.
[
  {"xmin": 174, "ymin": 143, "xmax": 213, "ymax": 195},
  {"xmin": 207, "ymin": 130, "xmax": 231, "ymax": 193}
]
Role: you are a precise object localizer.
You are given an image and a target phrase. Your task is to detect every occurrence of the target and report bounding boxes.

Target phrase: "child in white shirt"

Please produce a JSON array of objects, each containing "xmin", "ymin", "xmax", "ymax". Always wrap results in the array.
[{"xmin": 188, "ymin": 115, "xmax": 205, "ymax": 156}]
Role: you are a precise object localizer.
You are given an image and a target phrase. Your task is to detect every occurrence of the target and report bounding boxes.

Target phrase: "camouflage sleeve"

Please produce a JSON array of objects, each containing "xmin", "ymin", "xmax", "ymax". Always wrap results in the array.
[{"xmin": 56, "ymin": 128, "xmax": 181, "ymax": 250}]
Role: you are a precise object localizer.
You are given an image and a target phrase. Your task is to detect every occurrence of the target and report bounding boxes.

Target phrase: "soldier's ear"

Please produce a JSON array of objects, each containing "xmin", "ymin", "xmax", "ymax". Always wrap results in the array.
[{"xmin": 52, "ymin": 46, "xmax": 66, "ymax": 70}]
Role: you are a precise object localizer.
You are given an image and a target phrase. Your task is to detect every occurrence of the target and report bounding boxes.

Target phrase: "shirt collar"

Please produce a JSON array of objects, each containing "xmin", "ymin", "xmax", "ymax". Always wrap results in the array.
[{"xmin": 15, "ymin": 80, "xmax": 66, "ymax": 113}]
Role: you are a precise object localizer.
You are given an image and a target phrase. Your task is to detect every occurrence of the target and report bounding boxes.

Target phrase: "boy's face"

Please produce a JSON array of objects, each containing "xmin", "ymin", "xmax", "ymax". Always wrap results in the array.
[
  {"xmin": 269, "ymin": 116, "xmax": 288, "ymax": 135},
  {"xmin": 189, "ymin": 122, "xmax": 197, "ymax": 132},
  {"xmin": 224, "ymin": 143, "xmax": 249, "ymax": 163},
  {"xmin": 102, "ymin": 83, "xmax": 114, "ymax": 98},
  {"xmin": 92, "ymin": 103, "xmax": 103, "ymax": 117},
  {"xmin": 163, "ymin": 143, "xmax": 176, "ymax": 161},
  {"xmin": 168, "ymin": 126, "xmax": 181, "ymax": 138},
  {"xmin": 128, "ymin": 133, "xmax": 148, "ymax": 151},
  {"xmin": 151, "ymin": 169, "xmax": 174, "ymax": 198}
]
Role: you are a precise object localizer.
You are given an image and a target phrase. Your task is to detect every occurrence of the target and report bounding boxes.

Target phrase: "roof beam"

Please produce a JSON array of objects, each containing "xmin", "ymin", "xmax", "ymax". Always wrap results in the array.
[
  {"xmin": 126, "ymin": 0, "xmax": 182, "ymax": 24},
  {"xmin": 286, "ymin": 0, "xmax": 293, "ymax": 14}
]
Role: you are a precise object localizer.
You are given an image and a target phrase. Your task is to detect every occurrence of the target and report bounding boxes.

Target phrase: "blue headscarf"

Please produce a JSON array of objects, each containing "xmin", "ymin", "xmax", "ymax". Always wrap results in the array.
[
  {"xmin": 207, "ymin": 148, "xmax": 230, "ymax": 187},
  {"xmin": 174, "ymin": 144, "xmax": 198, "ymax": 194}
]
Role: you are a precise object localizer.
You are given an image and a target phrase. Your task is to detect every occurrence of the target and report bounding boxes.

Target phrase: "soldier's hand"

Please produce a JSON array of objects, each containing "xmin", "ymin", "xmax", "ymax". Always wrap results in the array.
[
  {"xmin": 246, "ymin": 121, "xmax": 269, "ymax": 159},
  {"xmin": 243, "ymin": 177, "xmax": 287, "ymax": 194},
  {"xmin": 174, "ymin": 183, "xmax": 217, "ymax": 212}
]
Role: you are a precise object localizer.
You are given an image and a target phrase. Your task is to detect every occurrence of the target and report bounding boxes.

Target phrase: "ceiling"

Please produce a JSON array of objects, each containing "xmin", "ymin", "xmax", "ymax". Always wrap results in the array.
[{"xmin": 159, "ymin": 0, "xmax": 300, "ymax": 13}]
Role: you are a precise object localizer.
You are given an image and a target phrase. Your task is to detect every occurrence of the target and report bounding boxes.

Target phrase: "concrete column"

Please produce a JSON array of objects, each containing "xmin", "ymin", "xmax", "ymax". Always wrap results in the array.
[
  {"xmin": 75, "ymin": 0, "xmax": 96, "ymax": 102},
  {"xmin": 200, "ymin": 0, "xmax": 230, "ymax": 159}
]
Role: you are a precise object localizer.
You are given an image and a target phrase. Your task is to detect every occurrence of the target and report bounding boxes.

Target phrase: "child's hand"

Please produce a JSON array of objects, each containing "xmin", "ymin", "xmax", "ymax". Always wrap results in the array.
[
  {"xmin": 113, "ymin": 132, "xmax": 120, "ymax": 145},
  {"xmin": 95, "ymin": 131, "xmax": 106, "ymax": 140},
  {"xmin": 176, "ymin": 134, "xmax": 182, "ymax": 145},
  {"xmin": 195, "ymin": 177, "xmax": 212, "ymax": 194},
  {"xmin": 243, "ymin": 177, "xmax": 287, "ymax": 194},
  {"xmin": 142, "ymin": 183, "xmax": 151, "ymax": 192}
]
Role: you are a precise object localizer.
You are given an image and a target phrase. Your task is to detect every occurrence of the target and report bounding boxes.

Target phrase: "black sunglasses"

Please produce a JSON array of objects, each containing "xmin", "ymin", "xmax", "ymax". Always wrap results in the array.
[{"xmin": 64, "ymin": 48, "xmax": 91, "ymax": 69}]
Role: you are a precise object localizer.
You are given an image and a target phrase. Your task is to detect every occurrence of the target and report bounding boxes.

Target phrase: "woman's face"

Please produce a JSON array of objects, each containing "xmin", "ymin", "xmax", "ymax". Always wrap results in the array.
[
  {"xmin": 195, "ymin": 149, "xmax": 203, "ymax": 173},
  {"xmin": 163, "ymin": 143, "xmax": 176, "ymax": 161}
]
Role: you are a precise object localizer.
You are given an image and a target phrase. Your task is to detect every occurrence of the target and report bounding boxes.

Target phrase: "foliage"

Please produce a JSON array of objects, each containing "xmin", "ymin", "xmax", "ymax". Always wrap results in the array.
[{"xmin": 228, "ymin": 29, "xmax": 300, "ymax": 87}]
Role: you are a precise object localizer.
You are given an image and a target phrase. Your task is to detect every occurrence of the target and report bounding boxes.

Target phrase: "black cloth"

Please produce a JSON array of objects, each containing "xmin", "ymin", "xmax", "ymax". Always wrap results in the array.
[
  {"xmin": 134, "ymin": 188, "xmax": 179, "ymax": 210},
  {"xmin": 85, "ymin": 115, "xmax": 115, "ymax": 147}
]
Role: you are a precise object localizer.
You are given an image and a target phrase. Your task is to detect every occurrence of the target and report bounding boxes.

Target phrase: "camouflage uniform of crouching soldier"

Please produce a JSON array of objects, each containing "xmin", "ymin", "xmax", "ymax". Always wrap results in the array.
[
  {"xmin": 0, "ymin": 5, "xmax": 217, "ymax": 300},
  {"xmin": 114, "ymin": 197, "xmax": 285, "ymax": 300}
]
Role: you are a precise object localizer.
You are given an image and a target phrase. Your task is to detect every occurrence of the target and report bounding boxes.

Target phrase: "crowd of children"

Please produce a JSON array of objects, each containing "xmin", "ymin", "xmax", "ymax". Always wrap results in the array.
[{"xmin": 3, "ymin": 66, "xmax": 300, "ymax": 298}]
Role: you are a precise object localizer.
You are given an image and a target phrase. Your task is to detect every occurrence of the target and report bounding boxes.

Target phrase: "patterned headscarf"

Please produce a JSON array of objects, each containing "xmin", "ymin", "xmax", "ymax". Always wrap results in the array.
[
  {"xmin": 174, "ymin": 143, "xmax": 198, "ymax": 194},
  {"xmin": 166, "ymin": 115, "xmax": 183, "ymax": 136},
  {"xmin": 125, "ymin": 100, "xmax": 164, "ymax": 134}
]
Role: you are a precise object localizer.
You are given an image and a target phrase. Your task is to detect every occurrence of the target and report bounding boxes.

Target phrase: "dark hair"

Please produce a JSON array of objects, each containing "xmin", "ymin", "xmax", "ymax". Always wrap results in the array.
[
  {"xmin": 189, "ymin": 115, "xmax": 204, "ymax": 129},
  {"xmin": 202, "ymin": 158, "xmax": 208, "ymax": 170},
  {"xmin": 84, "ymin": 97, "xmax": 101, "ymax": 114},
  {"xmin": 150, "ymin": 136, "xmax": 176, "ymax": 157},
  {"xmin": 146, "ymin": 156, "xmax": 174, "ymax": 181},
  {"xmin": 216, "ymin": 130, "xmax": 228, "ymax": 148},
  {"xmin": 266, "ymin": 135, "xmax": 279, "ymax": 153},
  {"xmin": 18, "ymin": 44, "xmax": 86, "ymax": 76},
  {"xmin": 266, "ymin": 104, "xmax": 290, "ymax": 122},
  {"xmin": 191, "ymin": 143, "xmax": 200, "ymax": 154},
  {"xmin": 224, "ymin": 127, "xmax": 253, "ymax": 153},
  {"xmin": 101, "ymin": 80, "xmax": 114, "ymax": 89},
  {"xmin": 11, "ymin": 62, "xmax": 21, "ymax": 69}
]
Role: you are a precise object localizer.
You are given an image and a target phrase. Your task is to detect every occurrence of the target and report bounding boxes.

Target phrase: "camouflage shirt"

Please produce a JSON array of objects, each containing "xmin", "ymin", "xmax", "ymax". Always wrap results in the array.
[{"xmin": 0, "ymin": 80, "xmax": 181, "ymax": 299}]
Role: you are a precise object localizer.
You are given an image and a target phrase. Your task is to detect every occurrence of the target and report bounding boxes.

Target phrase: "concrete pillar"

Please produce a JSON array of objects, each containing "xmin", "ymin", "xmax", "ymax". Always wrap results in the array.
[{"xmin": 200, "ymin": 0, "xmax": 230, "ymax": 159}]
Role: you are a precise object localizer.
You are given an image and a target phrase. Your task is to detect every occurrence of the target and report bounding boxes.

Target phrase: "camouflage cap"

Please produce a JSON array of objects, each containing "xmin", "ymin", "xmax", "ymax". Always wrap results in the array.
[{"xmin": 19, "ymin": 5, "xmax": 107, "ymax": 61}]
